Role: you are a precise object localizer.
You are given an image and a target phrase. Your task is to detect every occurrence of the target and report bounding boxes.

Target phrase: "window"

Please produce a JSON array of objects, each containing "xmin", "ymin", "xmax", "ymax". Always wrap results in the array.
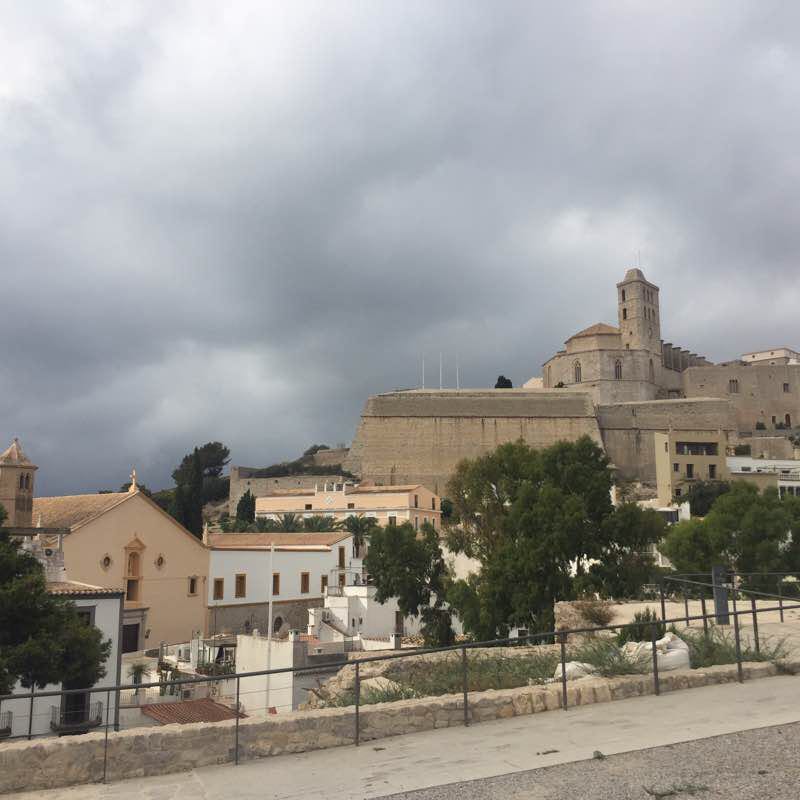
[
  {"xmin": 272, "ymin": 573, "xmax": 280, "ymax": 596},
  {"xmin": 708, "ymin": 464, "xmax": 717, "ymax": 480},
  {"xmin": 649, "ymin": 359, "xmax": 655, "ymax": 382},
  {"xmin": 321, "ymin": 575, "xmax": 328, "ymax": 593},
  {"xmin": 388, "ymin": 515, "xmax": 397, "ymax": 526},
  {"xmin": 784, "ymin": 383, "xmax": 790, "ymax": 393},
  {"xmin": 127, "ymin": 552, "xmax": 140, "ymax": 577},
  {"xmin": 664, "ymin": 442, "xmax": 669, "ymax": 452},
  {"xmin": 676, "ymin": 442, "xmax": 718, "ymax": 456},
  {"xmin": 338, "ymin": 547, "xmax": 345, "ymax": 568},
  {"xmin": 574, "ymin": 361, "xmax": 582, "ymax": 383},
  {"xmin": 273, "ymin": 616, "xmax": 283, "ymax": 632},
  {"xmin": 729, "ymin": 378, "xmax": 739, "ymax": 393},
  {"xmin": 686, "ymin": 464, "xmax": 694, "ymax": 479},
  {"xmin": 213, "ymin": 578, "xmax": 224, "ymax": 600},
  {"xmin": 431, "ymin": 498, "xmax": 436, "ymax": 510},
  {"xmin": 188, "ymin": 576, "xmax": 198, "ymax": 596},
  {"xmin": 621, "ymin": 289, "xmax": 626, "ymax": 302},
  {"xmin": 76, "ymin": 609, "xmax": 93, "ymax": 626},
  {"xmin": 414, "ymin": 494, "xmax": 419, "ymax": 508},
  {"xmin": 24, "ymin": 473, "xmax": 30, "ymax": 490},
  {"xmin": 347, "ymin": 502, "xmax": 355, "ymax": 509},
  {"xmin": 787, "ymin": 414, "xmax": 792, "ymax": 427},
  {"xmin": 622, "ymin": 307, "xmax": 627, "ymax": 320},
  {"xmin": 300, "ymin": 572, "xmax": 310, "ymax": 594},
  {"xmin": 673, "ymin": 463, "xmax": 679, "ymax": 472},
  {"xmin": 235, "ymin": 574, "xmax": 246, "ymax": 598},
  {"xmin": 305, "ymin": 503, "xmax": 312, "ymax": 510},
  {"xmin": 614, "ymin": 360, "xmax": 622, "ymax": 380},
  {"xmin": 18, "ymin": 474, "xmax": 24, "ymax": 489},
  {"xmin": 675, "ymin": 487, "xmax": 682, "ymax": 497}
]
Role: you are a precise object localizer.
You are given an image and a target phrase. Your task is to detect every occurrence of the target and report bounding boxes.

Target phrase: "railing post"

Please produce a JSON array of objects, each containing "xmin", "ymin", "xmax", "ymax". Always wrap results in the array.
[
  {"xmin": 559, "ymin": 633, "xmax": 568, "ymax": 711},
  {"xmin": 651, "ymin": 622, "xmax": 660, "ymax": 696},
  {"xmin": 751, "ymin": 597, "xmax": 760, "ymax": 656},
  {"xmin": 354, "ymin": 661, "xmax": 360, "ymax": 746},
  {"xmin": 461, "ymin": 647, "xmax": 469, "ymax": 727},
  {"xmin": 732, "ymin": 602, "xmax": 743, "ymax": 684},
  {"xmin": 659, "ymin": 579, "xmax": 666, "ymax": 622},
  {"xmin": 684, "ymin": 592, "xmax": 690, "ymax": 627},
  {"xmin": 701, "ymin": 594, "xmax": 709, "ymax": 639},
  {"xmin": 234, "ymin": 676, "xmax": 241, "ymax": 765},
  {"xmin": 778, "ymin": 579, "xmax": 784, "ymax": 623},
  {"xmin": 103, "ymin": 689, "xmax": 111, "ymax": 783},
  {"xmin": 711, "ymin": 565, "xmax": 730, "ymax": 625},
  {"xmin": 27, "ymin": 684, "xmax": 34, "ymax": 740}
]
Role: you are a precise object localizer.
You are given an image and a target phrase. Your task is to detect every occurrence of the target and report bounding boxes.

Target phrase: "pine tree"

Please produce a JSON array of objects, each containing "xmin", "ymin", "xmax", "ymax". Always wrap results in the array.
[{"xmin": 236, "ymin": 490, "xmax": 256, "ymax": 523}]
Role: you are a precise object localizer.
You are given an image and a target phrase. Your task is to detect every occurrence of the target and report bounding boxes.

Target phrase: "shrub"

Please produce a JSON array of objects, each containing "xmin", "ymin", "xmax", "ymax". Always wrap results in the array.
[
  {"xmin": 755, "ymin": 421, "xmax": 766, "ymax": 430},
  {"xmin": 573, "ymin": 598, "xmax": 615, "ymax": 627},
  {"xmin": 571, "ymin": 638, "xmax": 650, "ymax": 676},
  {"xmin": 616, "ymin": 608, "xmax": 665, "ymax": 646},
  {"xmin": 674, "ymin": 625, "xmax": 787, "ymax": 668}
]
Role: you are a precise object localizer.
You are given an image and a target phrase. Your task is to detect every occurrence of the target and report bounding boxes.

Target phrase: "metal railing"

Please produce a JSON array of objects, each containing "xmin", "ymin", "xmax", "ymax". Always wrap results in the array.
[
  {"xmin": 0, "ymin": 711, "xmax": 10, "ymax": 738},
  {"xmin": 1, "ymin": 583, "xmax": 798, "ymax": 784},
  {"xmin": 50, "ymin": 701, "xmax": 103, "ymax": 732}
]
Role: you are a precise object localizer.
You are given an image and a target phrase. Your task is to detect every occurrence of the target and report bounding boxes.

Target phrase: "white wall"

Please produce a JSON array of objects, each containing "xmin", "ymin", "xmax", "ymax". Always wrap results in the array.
[
  {"xmin": 235, "ymin": 634, "xmax": 295, "ymax": 716},
  {"xmin": 4, "ymin": 595, "xmax": 122, "ymax": 739},
  {"xmin": 208, "ymin": 539, "xmax": 357, "ymax": 606}
]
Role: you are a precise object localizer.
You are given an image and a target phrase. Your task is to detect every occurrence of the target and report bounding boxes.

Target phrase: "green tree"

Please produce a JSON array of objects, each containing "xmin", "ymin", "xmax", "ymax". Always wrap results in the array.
[
  {"xmin": 445, "ymin": 437, "xmax": 657, "ymax": 638},
  {"xmin": 302, "ymin": 515, "xmax": 340, "ymax": 532},
  {"xmin": 586, "ymin": 503, "xmax": 666, "ymax": 597},
  {"xmin": 236, "ymin": 490, "xmax": 256, "ymax": 523},
  {"xmin": 277, "ymin": 513, "xmax": 302, "ymax": 532},
  {"xmin": 364, "ymin": 522, "xmax": 454, "ymax": 647},
  {"xmin": 494, "ymin": 375, "xmax": 513, "ymax": 388},
  {"xmin": 172, "ymin": 441, "xmax": 230, "ymax": 484},
  {"xmin": 0, "ymin": 506, "xmax": 111, "ymax": 695},
  {"xmin": 343, "ymin": 515, "xmax": 378, "ymax": 555},
  {"xmin": 661, "ymin": 483, "xmax": 795, "ymax": 578},
  {"xmin": 185, "ymin": 448, "xmax": 205, "ymax": 536},
  {"xmin": 683, "ymin": 480, "xmax": 730, "ymax": 517}
]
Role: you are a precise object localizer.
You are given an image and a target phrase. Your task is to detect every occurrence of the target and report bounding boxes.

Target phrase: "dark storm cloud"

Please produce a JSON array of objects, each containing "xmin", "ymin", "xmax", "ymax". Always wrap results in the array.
[{"xmin": 1, "ymin": 1, "xmax": 799, "ymax": 494}]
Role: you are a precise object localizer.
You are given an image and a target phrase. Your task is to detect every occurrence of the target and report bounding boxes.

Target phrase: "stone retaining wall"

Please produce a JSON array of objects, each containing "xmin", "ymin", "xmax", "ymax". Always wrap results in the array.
[{"xmin": 0, "ymin": 661, "xmax": 791, "ymax": 795}]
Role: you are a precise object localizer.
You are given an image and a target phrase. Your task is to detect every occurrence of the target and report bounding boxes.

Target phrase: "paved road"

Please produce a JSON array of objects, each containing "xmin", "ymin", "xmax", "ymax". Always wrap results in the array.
[
  {"xmin": 386, "ymin": 723, "xmax": 800, "ymax": 799},
  {"xmin": 12, "ymin": 674, "xmax": 800, "ymax": 800}
]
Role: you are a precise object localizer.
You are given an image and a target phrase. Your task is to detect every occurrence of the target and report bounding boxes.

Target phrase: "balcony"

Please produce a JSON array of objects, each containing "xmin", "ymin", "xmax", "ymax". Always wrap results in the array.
[
  {"xmin": 0, "ymin": 710, "xmax": 11, "ymax": 739},
  {"xmin": 50, "ymin": 701, "xmax": 103, "ymax": 734},
  {"xmin": 326, "ymin": 569, "xmax": 371, "ymax": 596}
]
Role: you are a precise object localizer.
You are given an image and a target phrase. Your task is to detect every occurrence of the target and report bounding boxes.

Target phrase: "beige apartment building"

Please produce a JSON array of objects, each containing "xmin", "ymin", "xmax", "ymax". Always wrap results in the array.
[
  {"xmin": 255, "ymin": 482, "xmax": 442, "ymax": 530},
  {"xmin": 655, "ymin": 430, "xmax": 731, "ymax": 506}
]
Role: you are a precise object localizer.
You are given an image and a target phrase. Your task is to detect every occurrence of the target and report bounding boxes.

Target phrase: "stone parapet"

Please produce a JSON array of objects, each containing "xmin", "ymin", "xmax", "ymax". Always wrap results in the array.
[{"xmin": 0, "ymin": 660, "xmax": 790, "ymax": 795}]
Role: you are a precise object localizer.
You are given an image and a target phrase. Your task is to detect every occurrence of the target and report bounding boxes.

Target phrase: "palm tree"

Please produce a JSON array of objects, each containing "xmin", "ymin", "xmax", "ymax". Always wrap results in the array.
[
  {"xmin": 128, "ymin": 662, "xmax": 149, "ymax": 698},
  {"xmin": 278, "ymin": 513, "xmax": 302, "ymax": 532},
  {"xmin": 344, "ymin": 515, "xmax": 378, "ymax": 558},
  {"xmin": 302, "ymin": 515, "xmax": 340, "ymax": 532}
]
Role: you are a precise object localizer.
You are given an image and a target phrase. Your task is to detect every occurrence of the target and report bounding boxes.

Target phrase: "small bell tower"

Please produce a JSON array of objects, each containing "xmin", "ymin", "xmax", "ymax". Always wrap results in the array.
[
  {"xmin": 0, "ymin": 438, "xmax": 38, "ymax": 527},
  {"xmin": 617, "ymin": 268, "xmax": 662, "ymax": 354}
]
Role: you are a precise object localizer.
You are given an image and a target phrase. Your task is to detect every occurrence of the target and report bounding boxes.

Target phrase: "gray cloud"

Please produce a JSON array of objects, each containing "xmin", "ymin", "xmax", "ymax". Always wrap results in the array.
[{"xmin": 1, "ymin": 1, "xmax": 799, "ymax": 494}]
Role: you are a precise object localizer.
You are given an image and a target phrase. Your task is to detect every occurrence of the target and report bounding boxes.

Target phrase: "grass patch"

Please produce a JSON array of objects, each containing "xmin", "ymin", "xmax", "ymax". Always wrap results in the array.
[
  {"xmin": 574, "ymin": 598, "xmax": 615, "ymax": 627},
  {"xmin": 674, "ymin": 625, "xmax": 787, "ymax": 669},
  {"xmin": 571, "ymin": 637, "xmax": 650, "ymax": 677}
]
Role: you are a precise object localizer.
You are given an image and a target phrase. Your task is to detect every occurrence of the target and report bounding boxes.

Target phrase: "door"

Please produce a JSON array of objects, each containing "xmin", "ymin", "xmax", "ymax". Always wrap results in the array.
[{"xmin": 122, "ymin": 623, "xmax": 140, "ymax": 654}]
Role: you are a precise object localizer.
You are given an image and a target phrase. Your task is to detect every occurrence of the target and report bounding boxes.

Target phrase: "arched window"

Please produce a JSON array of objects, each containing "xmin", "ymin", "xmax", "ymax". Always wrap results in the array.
[
  {"xmin": 24, "ymin": 473, "xmax": 30, "ymax": 490},
  {"xmin": 729, "ymin": 378, "xmax": 739, "ymax": 394},
  {"xmin": 622, "ymin": 307, "xmax": 627, "ymax": 320},
  {"xmin": 614, "ymin": 360, "xmax": 622, "ymax": 380},
  {"xmin": 574, "ymin": 361, "xmax": 582, "ymax": 383},
  {"xmin": 649, "ymin": 359, "xmax": 655, "ymax": 382},
  {"xmin": 18, "ymin": 474, "xmax": 24, "ymax": 489},
  {"xmin": 127, "ymin": 552, "xmax": 140, "ymax": 577}
]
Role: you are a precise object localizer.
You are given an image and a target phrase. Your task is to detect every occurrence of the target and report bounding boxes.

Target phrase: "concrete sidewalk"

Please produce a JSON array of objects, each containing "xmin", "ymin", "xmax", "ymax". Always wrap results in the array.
[{"xmin": 11, "ymin": 673, "xmax": 800, "ymax": 800}]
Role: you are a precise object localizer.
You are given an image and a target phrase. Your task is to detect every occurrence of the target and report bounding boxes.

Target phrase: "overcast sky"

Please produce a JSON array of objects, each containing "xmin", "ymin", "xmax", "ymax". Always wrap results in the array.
[{"xmin": 2, "ymin": 2, "xmax": 799, "ymax": 495}]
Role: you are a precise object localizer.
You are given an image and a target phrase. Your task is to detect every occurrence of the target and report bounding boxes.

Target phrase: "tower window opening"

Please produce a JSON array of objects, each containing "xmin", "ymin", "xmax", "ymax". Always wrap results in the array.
[
  {"xmin": 622, "ymin": 308, "xmax": 627, "ymax": 320},
  {"xmin": 614, "ymin": 360, "xmax": 622, "ymax": 380},
  {"xmin": 574, "ymin": 361, "xmax": 582, "ymax": 383}
]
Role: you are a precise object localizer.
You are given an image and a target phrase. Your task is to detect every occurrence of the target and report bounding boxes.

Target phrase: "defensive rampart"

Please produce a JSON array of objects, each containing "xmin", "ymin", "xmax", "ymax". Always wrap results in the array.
[{"xmin": 344, "ymin": 390, "xmax": 603, "ymax": 495}]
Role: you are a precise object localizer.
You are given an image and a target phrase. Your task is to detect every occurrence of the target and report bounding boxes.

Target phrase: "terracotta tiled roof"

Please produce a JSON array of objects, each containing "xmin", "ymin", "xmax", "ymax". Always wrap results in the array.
[
  {"xmin": 47, "ymin": 580, "xmax": 123, "ymax": 596},
  {"xmin": 207, "ymin": 532, "xmax": 351, "ymax": 549},
  {"xmin": 568, "ymin": 322, "xmax": 620, "ymax": 340},
  {"xmin": 141, "ymin": 698, "xmax": 244, "ymax": 725},
  {"xmin": 33, "ymin": 493, "xmax": 132, "ymax": 530}
]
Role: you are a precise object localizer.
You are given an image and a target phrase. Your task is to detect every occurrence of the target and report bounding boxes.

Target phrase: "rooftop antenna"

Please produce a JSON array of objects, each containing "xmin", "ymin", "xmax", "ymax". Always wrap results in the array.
[
  {"xmin": 421, "ymin": 353, "xmax": 425, "ymax": 389},
  {"xmin": 456, "ymin": 353, "xmax": 460, "ymax": 390},
  {"xmin": 439, "ymin": 352, "xmax": 443, "ymax": 390}
]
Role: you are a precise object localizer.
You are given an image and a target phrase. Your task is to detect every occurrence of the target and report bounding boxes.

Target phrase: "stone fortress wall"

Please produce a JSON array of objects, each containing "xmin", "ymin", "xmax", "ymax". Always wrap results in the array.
[
  {"xmin": 344, "ymin": 390, "xmax": 604, "ymax": 495},
  {"xmin": 344, "ymin": 268, "xmax": 799, "ymax": 495}
]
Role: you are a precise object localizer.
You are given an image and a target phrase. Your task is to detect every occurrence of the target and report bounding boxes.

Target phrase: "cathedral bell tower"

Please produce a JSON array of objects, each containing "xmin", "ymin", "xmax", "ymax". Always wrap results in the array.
[
  {"xmin": 0, "ymin": 438, "xmax": 37, "ymax": 527},
  {"xmin": 616, "ymin": 268, "xmax": 661, "ymax": 355}
]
